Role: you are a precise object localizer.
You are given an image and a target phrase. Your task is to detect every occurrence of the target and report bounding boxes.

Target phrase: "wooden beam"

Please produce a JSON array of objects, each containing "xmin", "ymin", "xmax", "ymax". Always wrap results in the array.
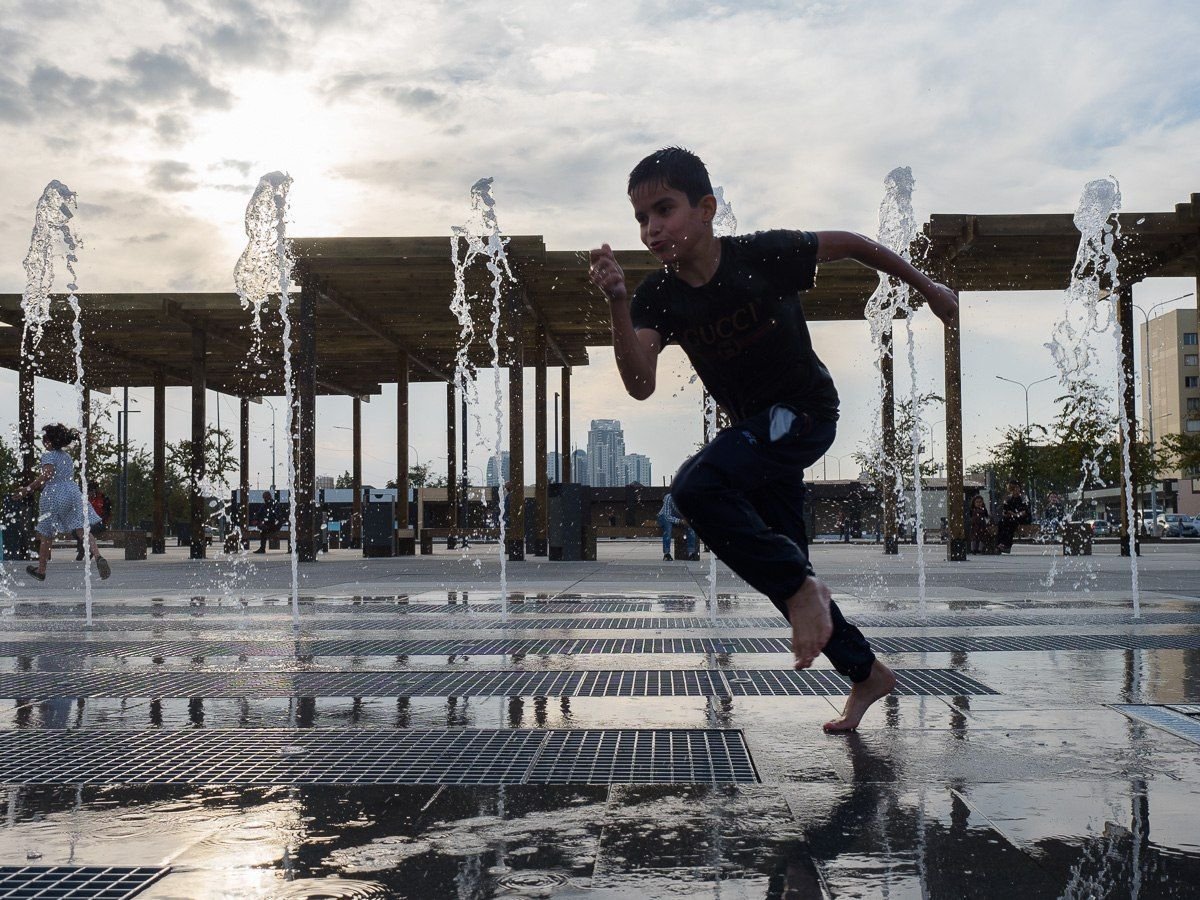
[
  {"xmin": 296, "ymin": 280, "xmax": 318, "ymax": 561},
  {"xmin": 446, "ymin": 382, "xmax": 458, "ymax": 548},
  {"xmin": 507, "ymin": 356, "xmax": 525, "ymax": 561},
  {"xmin": 306, "ymin": 278, "xmax": 450, "ymax": 382},
  {"xmin": 881, "ymin": 328, "xmax": 898, "ymax": 554},
  {"xmin": 943, "ymin": 299, "xmax": 966, "ymax": 561},
  {"xmin": 1118, "ymin": 285, "xmax": 1139, "ymax": 557},
  {"xmin": 396, "ymin": 349, "xmax": 410, "ymax": 548},
  {"xmin": 190, "ymin": 327, "xmax": 206, "ymax": 560},
  {"xmin": 153, "ymin": 371, "xmax": 166, "ymax": 554},
  {"xmin": 519, "ymin": 279, "xmax": 571, "ymax": 367},
  {"xmin": 561, "ymin": 367, "xmax": 572, "ymax": 484},
  {"xmin": 534, "ymin": 324, "xmax": 548, "ymax": 555},
  {"xmin": 238, "ymin": 396, "xmax": 249, "ymax": 551},
  {"xmin": 352, "ymin": 396, "xmax": 362, "ymax": 549}
]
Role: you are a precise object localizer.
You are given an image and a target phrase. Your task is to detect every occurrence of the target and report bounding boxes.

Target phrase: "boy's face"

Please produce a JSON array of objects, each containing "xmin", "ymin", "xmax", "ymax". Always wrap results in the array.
[{"xmin": 629, "ymin": 181, "xmax": 714, "ymax": 265}]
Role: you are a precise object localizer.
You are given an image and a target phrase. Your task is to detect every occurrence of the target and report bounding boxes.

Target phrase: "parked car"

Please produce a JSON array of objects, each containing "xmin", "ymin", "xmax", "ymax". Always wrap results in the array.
[
  {"xmin": 1158, "ymin": 514, "xmax": 1199, "ymax": 537},
  {"xmin": 1084, "ymin": 519, "xmax": 1113, "ymax": 537}
]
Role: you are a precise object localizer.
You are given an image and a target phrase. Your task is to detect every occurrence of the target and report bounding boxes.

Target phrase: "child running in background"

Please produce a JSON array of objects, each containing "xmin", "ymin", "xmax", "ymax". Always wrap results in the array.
[
  {"xmin": 14, "ymin": 422, "xmax": 111, "ymax": 582},
  {"xmin": 589, "ymin": 147, "xmax": 958, "ymax": 732}
]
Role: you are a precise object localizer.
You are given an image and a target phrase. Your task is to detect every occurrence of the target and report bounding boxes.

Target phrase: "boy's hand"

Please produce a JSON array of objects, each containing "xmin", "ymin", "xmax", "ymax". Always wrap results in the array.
[
  {"xmin": 923, "ymin": 282, "xmax": 959, "ymax": 325},
  {"xmin": 589, "ymin": 244, "xmax": 628, "ymax": 303}
]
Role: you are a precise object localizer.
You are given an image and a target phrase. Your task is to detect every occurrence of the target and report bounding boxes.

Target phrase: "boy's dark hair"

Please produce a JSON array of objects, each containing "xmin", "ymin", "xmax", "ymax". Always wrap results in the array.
[
  {"xmin": 627, "ymin": 147, "xmax": 713, "ymax": 205},
  {"xmin": 42, "ymin": 423, "xmax": 78, "ymax": 450}
]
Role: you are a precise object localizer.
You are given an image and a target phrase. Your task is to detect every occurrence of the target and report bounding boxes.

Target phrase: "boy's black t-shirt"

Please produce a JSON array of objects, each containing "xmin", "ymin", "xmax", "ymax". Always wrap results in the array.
[{"xmin": 630, "ymin": 229, "xmax": 839, "ymax": 423}]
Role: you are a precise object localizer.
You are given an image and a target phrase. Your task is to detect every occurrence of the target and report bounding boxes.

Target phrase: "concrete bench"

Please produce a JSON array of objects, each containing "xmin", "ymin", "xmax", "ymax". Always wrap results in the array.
[{"xmin": 593, "ymin": 524, "xmax": 693, "ymax": 558}]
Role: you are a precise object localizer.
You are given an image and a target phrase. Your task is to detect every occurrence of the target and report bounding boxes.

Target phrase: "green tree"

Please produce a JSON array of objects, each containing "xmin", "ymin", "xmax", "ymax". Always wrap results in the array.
[
  {"xmin": 335, "ymin": 470, "xmax": 355, "ymax": 489},
  {"xmin": 1160, "ymin": 432, "xmax": 1200, "ymax": 476},
  {"xmin": 388, "ymin": 465, "xmax": 440, "ymax": 489},
  {"xmin": 83, "ymin": 397, "xmax": 120, "ymax": 488},
  {"xmin": 853, "ymin": 392, "xmax": 945, "ymax": 490},
  {"xmin": 0, "ymin": 438, "xmax": 18, "ymax": 496},
  {"xmin": 162, "ymin": 427, "xmax": 238, "ymax": 525}
]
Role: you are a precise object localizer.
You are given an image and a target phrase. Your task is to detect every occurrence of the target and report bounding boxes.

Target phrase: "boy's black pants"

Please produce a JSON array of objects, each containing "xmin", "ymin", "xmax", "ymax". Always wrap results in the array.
[{"xmin": 671, "ymin": 405, "xmax": 877, "ymax": 683}]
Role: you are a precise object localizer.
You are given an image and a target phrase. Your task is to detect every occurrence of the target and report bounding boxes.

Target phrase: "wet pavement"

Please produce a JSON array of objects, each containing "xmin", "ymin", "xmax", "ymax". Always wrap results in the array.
[{"xmin": 0, "ymin": 543, "xmax": 1198, "ymax": 898}]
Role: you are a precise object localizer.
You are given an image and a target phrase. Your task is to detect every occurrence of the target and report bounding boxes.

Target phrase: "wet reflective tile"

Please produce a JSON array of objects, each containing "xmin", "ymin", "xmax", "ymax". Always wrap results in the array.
[{"xmin": 590, "ymin": 784, "xmax": 824, "ymax": 898}]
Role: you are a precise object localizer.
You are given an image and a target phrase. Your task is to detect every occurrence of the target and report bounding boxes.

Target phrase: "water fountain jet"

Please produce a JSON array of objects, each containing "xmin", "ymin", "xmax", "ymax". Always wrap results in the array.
[{"xmin": 235, "ymin": 172, "xmax": 300, "ymax": 626}]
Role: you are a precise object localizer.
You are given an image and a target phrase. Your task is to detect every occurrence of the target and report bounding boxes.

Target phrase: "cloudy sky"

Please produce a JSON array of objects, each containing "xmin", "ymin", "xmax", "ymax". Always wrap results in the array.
[{"xmin": 1, "ymin": 0, "xmax": 1197, "ymax": 490}]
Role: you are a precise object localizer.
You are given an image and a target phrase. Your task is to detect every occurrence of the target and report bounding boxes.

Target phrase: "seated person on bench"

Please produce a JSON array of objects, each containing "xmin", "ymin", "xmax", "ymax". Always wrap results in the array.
[{"xmin": 657, "ymin": 491, "xmax": 699, "ymax": 561}]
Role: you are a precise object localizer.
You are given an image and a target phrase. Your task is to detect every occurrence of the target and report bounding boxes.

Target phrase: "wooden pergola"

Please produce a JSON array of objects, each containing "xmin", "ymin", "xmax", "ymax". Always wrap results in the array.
[{"xmin": 1, "ymin": 190, "xmax": 1194, "ymax": 561}]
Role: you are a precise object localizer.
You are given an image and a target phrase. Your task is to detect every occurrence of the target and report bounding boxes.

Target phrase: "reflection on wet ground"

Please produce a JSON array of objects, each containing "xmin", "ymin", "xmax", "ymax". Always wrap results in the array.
[{"xmin": 1, "ymin": 580, "xmax": 1199, "ymax": 897}]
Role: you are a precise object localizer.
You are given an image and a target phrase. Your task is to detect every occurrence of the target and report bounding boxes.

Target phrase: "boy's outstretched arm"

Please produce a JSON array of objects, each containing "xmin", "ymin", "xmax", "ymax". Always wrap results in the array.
[
  {"xmin": 815, "ymin": 231, "xmax": 959, "ymax": 325},
  {"xmin": 589, "ymin": 243, "xmax": 661, "ymax": 400}
]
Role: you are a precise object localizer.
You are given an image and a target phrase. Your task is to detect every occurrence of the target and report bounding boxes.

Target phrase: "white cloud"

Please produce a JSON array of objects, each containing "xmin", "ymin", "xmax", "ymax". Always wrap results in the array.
[
  {"xmin": 0, "ymin": 0, "xmax": 1194, "ymax": 485},
  {"xmin": 530, "ymin": 46, "xmax": 597, "ymax": 80}
]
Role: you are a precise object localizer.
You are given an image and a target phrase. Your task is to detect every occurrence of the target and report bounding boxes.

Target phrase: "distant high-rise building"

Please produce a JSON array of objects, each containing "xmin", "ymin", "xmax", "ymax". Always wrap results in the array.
[
  {"xmin": 315, "ymin": 474, "xmax": 335, "ymax": 490},
  {"xmin": 547, "ymin": 451, "xmax": 563, "ymax": 482},
  {"xmin": 623, "ymin": 453, "xmax": 652, "ymax": 486},
  {"xmin": 486, "ymin": 452, "xmax": 511, "ymax": 487},
  {"xmin": 587, "ymin": 419, "xmax": 626, "ymax": 487},
  {"xmin": 571, "ymin": 449, "xmax": 590, "ymax": 485},
  {"xmin": 1141, "ymin": 308, "xmax": 1200, "ymax": 514}
]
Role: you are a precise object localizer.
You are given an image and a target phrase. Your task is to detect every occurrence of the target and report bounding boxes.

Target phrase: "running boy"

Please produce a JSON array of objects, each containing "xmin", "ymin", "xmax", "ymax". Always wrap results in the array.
[{"xmin": 589, "ymin": 148, "xmax": 958, "ymax": 732}]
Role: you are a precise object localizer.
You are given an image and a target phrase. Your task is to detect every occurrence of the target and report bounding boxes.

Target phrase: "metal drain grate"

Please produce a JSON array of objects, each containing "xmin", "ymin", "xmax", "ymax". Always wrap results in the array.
[
  {"xmin": 1111, "ymin": 705, "xmax": 1200, "ymax": 746},
  {"xmin": 0, "ymin": 668, "xmax": 996, "ymax": 698},
  {"xmin": 5, "ymin": 632, "xmax": 1200, "ymax": 660},
  {"xmin": 870, "ymin": 633, "xmax": 1200, "ymax": 653},
  {"xmin": 0, "ymin": 865, "xmax": 168, "ymax": 899},
  {"xmin": 0, "ymin": 729, "xmax": 758, "ymax": 786},
  {"xmin": 854, "ymin": 611, "xmax": 1200, "ymax": 627},
  {"xmin": 528, "ymin": 729, "xmax": 757, "ymax": 784},
  {"xmin": 1169, "ymin": 704, "xmax": 1200, "ymax": 716},
  {"xmin": 0, "ymin": 601, "xmax": 661, "ymax": 628},
  {"xmin": 0, "ymin": 616, "xmax": 788, "ymax": 642}
]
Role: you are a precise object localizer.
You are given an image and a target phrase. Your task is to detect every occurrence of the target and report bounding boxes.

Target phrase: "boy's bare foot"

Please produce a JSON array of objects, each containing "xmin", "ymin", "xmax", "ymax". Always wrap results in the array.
[
  {"xmin": 785, "ymin": 578, "xmax": 833, "ymax": 669},
  {"xmin": 823, "ymin": 660, "xmax": 897, "ymax": 733}
]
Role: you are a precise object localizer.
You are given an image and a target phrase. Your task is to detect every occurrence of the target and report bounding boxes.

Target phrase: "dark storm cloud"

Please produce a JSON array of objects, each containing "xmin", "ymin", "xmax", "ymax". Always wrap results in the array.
[
  {"xmin": 148, "ymin": 160, "xmax": 198, "ymax": 192},
  {"xmin": 319, "ymin": 70, "xmax": 451, "ymax": 112},
  {"xmin": 9, "ymin": 47, "xmax": 230, "ymax": 135},
  {"xmin": 154, "ymin": 112, "xmax": 191, "ymax": 143},
  {"xmin": 0, "ymin": 26, "xmax": 29, "ymax": 57},
  {"xmin": 121, "ymin": 48, "xmax": 233, "ymax": 109},
  {"xmin": 0, "ymin": 74, "xmax": 32, "ymax": 123},
  {"xmin": 16, "ymin": 0, "xmax": 78, "ymax": 19},
  {"xmin": 213, "ymin": 158, "xmax": 254, "ymax": 176},
  {"xmin": 321, "ymin": 72, "xmax": 449, "ymax": 111}
]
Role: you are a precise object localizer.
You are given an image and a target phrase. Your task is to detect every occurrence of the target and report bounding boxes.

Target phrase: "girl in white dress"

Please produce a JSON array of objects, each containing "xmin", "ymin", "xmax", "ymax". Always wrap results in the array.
[{"xmin": 13, "ymin": 423, "xmax": 111, "ymax": 582}]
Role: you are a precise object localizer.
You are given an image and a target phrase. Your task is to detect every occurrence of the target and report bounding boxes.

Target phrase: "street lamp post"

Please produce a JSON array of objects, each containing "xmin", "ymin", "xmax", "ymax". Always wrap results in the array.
[
  {"xmin": 1135, "ymin": 292, "xmax": 1194, "ymax": 523},
  {"xmin": 995, "ymin": 374, "xmax": 1054, "ymax": 509},
  {"xmin": 116, "ymin": 390, "xmax": 141, "ymax": 529},
  {"xmin": 263, "ymin": 398, "xmax": 278, "ymax": 492}
]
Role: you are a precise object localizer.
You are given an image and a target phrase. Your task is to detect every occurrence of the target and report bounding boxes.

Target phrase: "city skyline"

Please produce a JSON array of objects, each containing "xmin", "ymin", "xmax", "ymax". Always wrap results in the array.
[{"xmin": 0, "ymin": 2, "xmax": 1194, "ymax": 496}]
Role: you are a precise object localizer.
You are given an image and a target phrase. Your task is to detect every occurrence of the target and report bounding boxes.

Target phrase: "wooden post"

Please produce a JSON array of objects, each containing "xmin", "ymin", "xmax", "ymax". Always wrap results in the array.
[
  {"xmin": 396, "ymin": 349, "xmax": 410, "ymax": 550},
  {"xmin": 533, "ymin": 324, "xmax": 548, "ymax": 556},
  {"xmin": 882, "ymin": 327, "xmax": 899, "ymax": 554},
  {"xmin": 561, "ymin": 366, "xmax": 572, "ymax": 484},
  {"xmin": 944, "ymin": 300, "xmax": 967, "ymax": 560},
  {"xmin": 152, "ymin": 371, "xmax": 166, "ymax": 553},
  {"xmin": 17, "ymin": 354, "xmax": 36, "ymax": 559},
  {"xmin": 190, "ymin": 327, "xmax": 206, "ymax": 560},
  {"xmin": 351, "ymin": 396, "xmax": 362, "ymax": 549},
  {"xmin": 1118, "ymin": 285, "xmax": 1140, "ymax": 557},
  {"xmin": 296, "ymin": 280, "xmax": 318, "ymax": 561},
  {"xmin": 81, "ymin": 388, "xmax": 91, "ymax": 445},
  {"xmin": 446, "ymin": 381, "xmax": 458, "ymax": 548},
  {"xmin": 507, "ymin": 341, "xmax": 526, "ymax": 561},
  {"xmin": 238, "ymin": 396, "xmax": 249, "ymax": 549}
]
